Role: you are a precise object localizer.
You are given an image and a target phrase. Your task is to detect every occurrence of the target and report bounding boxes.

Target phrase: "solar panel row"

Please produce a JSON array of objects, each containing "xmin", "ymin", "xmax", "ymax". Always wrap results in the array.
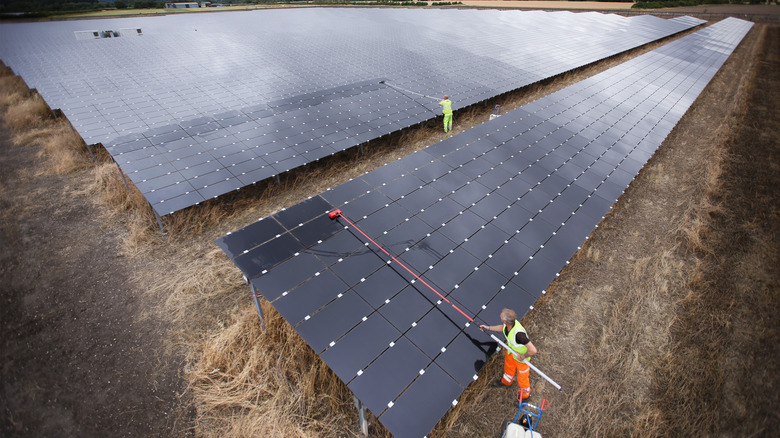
[
  {"xmin": 216, "ymin": 17, "xmax": 753, "ymax": 438},
  {"xmin": 0, "ymin": 9, "xmax": 704, "ymax": 216}
]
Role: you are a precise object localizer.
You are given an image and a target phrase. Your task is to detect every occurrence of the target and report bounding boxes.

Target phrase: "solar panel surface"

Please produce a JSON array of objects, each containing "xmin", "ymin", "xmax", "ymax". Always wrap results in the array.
[
  {"xmin": 216, "ymin": 17, "xmax": 753, "ymax": 438},
  {"xmin": 0, "ymin": 9, "xmax": 703, "ymax": 216}
]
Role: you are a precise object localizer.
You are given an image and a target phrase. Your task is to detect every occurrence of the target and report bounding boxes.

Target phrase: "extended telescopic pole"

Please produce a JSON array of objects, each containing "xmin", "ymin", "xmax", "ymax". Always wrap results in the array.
[
  {"xmin": 328, "ymin": 209, "xmax": 562, "ymax": 391},
  {"xmin": 379, "ymin": 80, "xmax": 441, "ymax": 101},
  {"xmin": 483, "ymin": 331, "xmax": 562, "ymax": 391}
]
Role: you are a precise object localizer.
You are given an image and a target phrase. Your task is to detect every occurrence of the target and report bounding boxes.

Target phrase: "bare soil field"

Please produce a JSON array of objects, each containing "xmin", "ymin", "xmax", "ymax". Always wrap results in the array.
[
  {"xmin": 0, "ymin": 89, "xmax": 193, "ymax": 434},
  {"xmin": 1, "ymin": 10, "xmax": 778, "ymax": 438}
]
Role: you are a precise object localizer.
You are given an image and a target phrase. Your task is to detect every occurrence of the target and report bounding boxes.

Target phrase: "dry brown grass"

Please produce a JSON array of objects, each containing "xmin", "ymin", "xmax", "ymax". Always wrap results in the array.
[
  {"xmin": 499, "ymin": 240, "xmax": 688, "ymax": 437},
  {"xmin": 34, "ymin": 124, "xmax": 92, "ymax": 175},
  {"xmin": 9, "ymin": 115, "xmax": 92, "ymax": 176},
  {"xmin": 1, "ymin": 64, "xmax": 92, "ymax": 175},
  {"xmin": 189, "ymin": 305, "xmax": 357, "ymax": 437},
  {"xmin": 0, "ymin": 69, "xmax": 31, "ymax": 112},
  {"xmin": 4, "ymin": 93, "xmax": 51, "ymax": 133},
  {"xmin": 0, "ymin": 64, "xmax": 52, "ymax": 134},
  {"xmin": 85, "ymin": 161, "xmax": 161, "ymax": 252},
  {"xmin": 654, "ymin": 24, "xmax": 780, "ymax": 436}
]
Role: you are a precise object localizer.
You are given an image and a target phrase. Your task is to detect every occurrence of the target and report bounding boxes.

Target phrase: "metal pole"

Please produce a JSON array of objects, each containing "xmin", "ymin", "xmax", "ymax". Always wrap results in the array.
[
  {"xmin": 84, "ymin": 143, "xmax": 96, "ymax": 162},
  {"xmin": 522, "ymin": 359, "xmax": 561, "ymax": 392},
  {"xmin": 354, "ymin": 396, "xmax": 368, "ymax": 436},
  {"xmin": 380, "ymin": 80, "xmax": 440, "ymax": 101},
  {"xmin": 114, "ymin": 160, "xmax": 130, "ymax": 191},
  {"xmin": 250, "ymin": 283, "xmax": 265, "ymax": 331},
  {"xmin": 150, "ymin": 204, "xmax": 166, "ymax": 234}
]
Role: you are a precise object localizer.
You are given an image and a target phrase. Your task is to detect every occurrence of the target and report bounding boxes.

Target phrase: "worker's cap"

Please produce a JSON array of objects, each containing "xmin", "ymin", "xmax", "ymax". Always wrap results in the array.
[{"xmin": 443, "ymin": 95, "xmax": 449, "ymax": 99}]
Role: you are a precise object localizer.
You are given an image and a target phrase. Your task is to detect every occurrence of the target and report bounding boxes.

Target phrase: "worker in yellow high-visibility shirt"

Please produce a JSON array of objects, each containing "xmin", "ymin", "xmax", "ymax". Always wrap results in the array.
[
  {"xmin": 439, "ymin": 95, "xmax": 453, "ymax": 133},
  {"xmin": 480, "ymin": 308, "xmax": 537, "ymax": 402}
]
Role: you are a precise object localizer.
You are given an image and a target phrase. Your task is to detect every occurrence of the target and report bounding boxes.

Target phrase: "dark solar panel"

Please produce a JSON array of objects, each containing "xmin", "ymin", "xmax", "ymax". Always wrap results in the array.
[
  {"xmin": 0, "ymin": 9, "xmax": 704, "ymax": 217},
  {"xmin": 216, "ymin": 18, "xmax": 752, "ymax": 437}
]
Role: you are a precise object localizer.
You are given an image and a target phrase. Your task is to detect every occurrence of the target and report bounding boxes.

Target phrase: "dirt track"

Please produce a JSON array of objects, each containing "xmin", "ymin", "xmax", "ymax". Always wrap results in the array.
[
  {"xmin": 0, "ymin": 123, "xmax": 192, "ymax": 434},
  {"xmin": 1, "ymin": 7, "xmax": 778, "ymax": 438}
]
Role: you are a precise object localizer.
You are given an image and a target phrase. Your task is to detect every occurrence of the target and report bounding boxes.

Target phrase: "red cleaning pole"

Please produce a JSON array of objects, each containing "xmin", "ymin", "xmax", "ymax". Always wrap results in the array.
[{"xmin": 329, "ymin": 209, "xmax": 563, "ymax": 391}]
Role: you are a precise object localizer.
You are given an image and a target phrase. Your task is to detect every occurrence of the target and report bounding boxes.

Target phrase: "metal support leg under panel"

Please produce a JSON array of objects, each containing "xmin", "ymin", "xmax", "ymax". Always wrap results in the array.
[
  {"xmin": 354, "ymin": 396, "xmax": 368, "ymax": 436},
  {"xmin": 250, "ymin": 283, "xmax": 265, "ymax": 331},
  {"xmin": 151, "ymin": 205, "xmax": 166, "ymax": 234},
  {"xmin": 84, "ymin": 142, "xmax": 96, "ymax": 162},
  {"xmin": 114, "ymin": 161, "xmax": 130, "ymax": 190}
]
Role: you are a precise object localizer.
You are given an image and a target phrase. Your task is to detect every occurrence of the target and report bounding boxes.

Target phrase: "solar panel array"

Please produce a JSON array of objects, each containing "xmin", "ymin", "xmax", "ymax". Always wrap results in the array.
[
  {"xmin": 0, "ymin": 9, "xmax": 703, "ymax": 216},
  {"xmin": 217, "ymin": 17, "xmax": 753, "ymax": 438}
]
